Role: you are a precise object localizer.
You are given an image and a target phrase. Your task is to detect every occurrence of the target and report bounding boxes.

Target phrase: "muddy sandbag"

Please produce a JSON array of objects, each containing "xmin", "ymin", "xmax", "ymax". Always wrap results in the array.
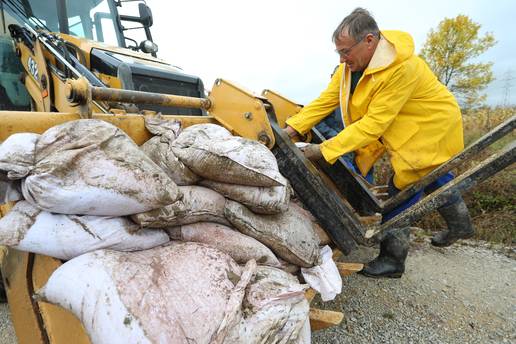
[
  {"xmin": 167, "ymin": 222, "xmax": 280, "ymax": 266},
  {"xmin": 36, "ymin": 243, "xmax": 257, "ymax": 344},
  {"xmin": 21, "ymin": 119, "xmax": 180, "ymax": 216},
  {"xmin": 294, "ymin": 200, "xmax": 332, "ymax": 245},
  {"xmin": 140, "ymin": 116, "xmax": 200, "ymax": 185},
  {"xmin": 172, "ymin": 130, "xmax": 285, "ymax": 187},
  {"xmin": 224, "ymin": 200, "xmax": 321, "ymax": 267},
  {"xmin": 0, "ymin": 201, "xmax": 169, "ymax": 260},
  {"xmin": 172, "ymin": 123, "xmax": 232, "ymax": 148},
  {"xmin": 132, "ymin": 185, "xmax": 229, "ymax": 228},
  {"xmin": 224, "ymin": 266, "xmax": 310, "ymax": 344},
  {"xmin": 200, "ymin": 177, "xmax": 290, "ymax": 214},
  {"xmin": 0, "ymin": 133, "xmax": 40, "ymax": 180}
]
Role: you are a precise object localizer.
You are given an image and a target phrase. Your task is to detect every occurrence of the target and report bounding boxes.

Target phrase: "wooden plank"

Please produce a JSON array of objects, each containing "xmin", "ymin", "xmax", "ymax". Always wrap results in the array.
[
  {"xmin": 382, "ymin": 114, "xmax": 515, "ymax": 213},
  {"xmin": 336, "ymin": 262, "xmax": 363, "ymax": 276},
  {"xmin": 332, "ymin": 248, "xmax": 343, "ymax": 261},
  {"xmin": 309, "ymin": 308, "xmax": 344, "ymax": 331},
  {"xmin": 305, "ymin": 289, "xmax": 317, "ymax": 303},
  {"xmin": 370, "ymin": 141, "xmax": 516, "ymax": 238}
]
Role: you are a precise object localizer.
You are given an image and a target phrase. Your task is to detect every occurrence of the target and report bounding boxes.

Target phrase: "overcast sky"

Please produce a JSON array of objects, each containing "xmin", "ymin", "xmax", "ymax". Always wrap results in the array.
[{"xmin": 143, "ymin": 0, "xmax": 515, "ymax": 106}]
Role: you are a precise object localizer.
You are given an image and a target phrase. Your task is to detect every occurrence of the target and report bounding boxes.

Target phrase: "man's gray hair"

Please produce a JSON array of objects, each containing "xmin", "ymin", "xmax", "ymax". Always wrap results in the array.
[{"xmin": 332, "ymin": 8, "xmax": 380, "ymax": 43}]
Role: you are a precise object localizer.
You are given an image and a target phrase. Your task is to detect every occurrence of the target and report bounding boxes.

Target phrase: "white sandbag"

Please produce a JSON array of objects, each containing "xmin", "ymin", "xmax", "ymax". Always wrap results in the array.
[
  {"xmin": 224, "ymin": 266, "xmax": 310, "ymax": 344},
  {"xmin": 22, "ymin": 119, "xmax": 180, "ymax": 216},
  {"xmin": 167, "ymin": 222, "xmax": 280, "ymax": 266},
  {"xmin": 225, "ymin": 200, "xmax": 321, "ymax": 267},
  {"xmin": 172, "ymin": 131, "xmax": 285, "ymax": 187},
  {"xmin": 0, "ymin": 201, "xmax": 169, "ymax": 260},
  {"xmin": 301, "ymin": 245, "xmax": 342, "ymax": 302},
  {"xmin": 141, "ymin": 136, "xmax": 200, "ymax": 185},
  {"xmin": 200, "ymin": 177, "xmax": 290, "ymax": 214},
  {"xmin": 143, "ymin": 114, "xmax": 182, "ymax": 140},
  {"xmin": 296, "ymin": 319, "xmax": 312, "ymax": 344},
  {"xmin": 140, "ymin": 116, "xmax": 200, "ymax": 185},
  {"xmin": 37, "ymin": 243, "xmax": 256, "ymax": 344},
  {"xmin": 172, "ymin": 123, "xmax": 232, "ymax": 148},
  {"xmin": 293, "ymin": 200, "xmax": 332, "ymax": 245},
  {"xmin": 132, "ymin": 185, "xmax": 229, "ymax": 228},
  {"xmin": 0, "ymin": 133, "xmax": 39, "ymax": 180}
]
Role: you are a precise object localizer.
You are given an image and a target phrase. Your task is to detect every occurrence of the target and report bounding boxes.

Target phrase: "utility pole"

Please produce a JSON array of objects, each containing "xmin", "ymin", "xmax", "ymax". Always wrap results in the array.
[{"xmin": 501, "ymin": 69, "xmax": 514, "ymax": 107}]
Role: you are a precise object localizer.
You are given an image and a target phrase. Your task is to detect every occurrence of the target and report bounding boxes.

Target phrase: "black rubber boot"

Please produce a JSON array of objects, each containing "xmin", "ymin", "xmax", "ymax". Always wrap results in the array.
[
  {"xmin": 359, "ymin": 227, "xmax": 410, "ymax": 278},
  {"xmin": 431, "ymin": 196, "xmax": 475, "ymax": 247}
]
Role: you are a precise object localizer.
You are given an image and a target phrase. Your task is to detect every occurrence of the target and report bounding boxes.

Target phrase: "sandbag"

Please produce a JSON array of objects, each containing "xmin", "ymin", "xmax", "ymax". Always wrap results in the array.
[
  {"xmin": 167, "ymin": 222, "xmax": 280, "ymax": 266},
  {"xmin": 172, "ymin": 123, "xmax": 232, "ymax": 148},
  {"xmin": 0, "ymin": 133, "xmax": 39, "ymax": 180},
  {"xmin": 140, "ymin": 116, "xmax": 200, "ymax": 185},
  {"xmin": 0, "ymin": 201, "xmax": 169, "ymax": 260},
  {"xmin": 132, "ymin": 185, "xmax": 229, "ymax": 228},
  {"xmin": 143, "ymin": 114, "xmax": 182, "ymax": 139},
  {"xmin": 224, "ymin": 266, "xmax": 310, "ymax": 344},
  {"xmin": 21, "ymin": 119, "xmax": 180, "ymax": 216},
  {"xmin": 36, "ymin": 243, "xmax": 256, "ymax": 344},
  {"xmin": 200, "ymin": 177, "xmax": 290, "ymax": 214},
  {"xmin": 172, "ymin": 129, "xmax": 285, "ymax": 187},
  {"xmin": 293, "ymin": 200, "xmax": 332, "ymax": 245},
  {"xmin": 224, "ymin": 200, "xmax": 321, "ymax": 267}
]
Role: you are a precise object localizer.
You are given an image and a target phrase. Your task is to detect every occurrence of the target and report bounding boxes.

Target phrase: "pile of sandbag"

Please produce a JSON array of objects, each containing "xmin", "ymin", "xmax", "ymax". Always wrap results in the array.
[
  {"xmin": 0, "ymin": 120, "xmax": 178, "ymax": 260},
  {"xmin": 0, "ymin": 120, "xmax": 180, "ymax": 215},
  {"xmin": 0, "ymin": 117, "xmax": 342, "ymax": 343},
  {"xmin": 36, "ymin": 242, "xmax": 310, "ymax": 344},
  {"xmin": 137, "ymin": 116, "xmax": 341, "ymax": 301}
]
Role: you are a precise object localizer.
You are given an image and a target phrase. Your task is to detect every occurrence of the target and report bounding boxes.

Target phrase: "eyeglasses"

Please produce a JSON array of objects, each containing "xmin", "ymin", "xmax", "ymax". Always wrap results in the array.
[{"xmin": 335, "ymin": 36, "xmax": 365, "ymax": 58}]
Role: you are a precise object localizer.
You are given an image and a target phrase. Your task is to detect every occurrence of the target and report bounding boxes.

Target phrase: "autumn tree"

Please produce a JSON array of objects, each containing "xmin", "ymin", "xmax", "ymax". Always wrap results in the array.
[{"xmin": 420, "ymin": 15, "xmax": 496, "ymax": 109}]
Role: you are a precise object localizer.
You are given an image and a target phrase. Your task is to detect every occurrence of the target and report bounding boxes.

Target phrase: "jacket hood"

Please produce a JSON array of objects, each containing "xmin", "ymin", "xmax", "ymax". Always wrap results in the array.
[
  {"xmin": 383, "ymin": 30, "xmax": 415, "ymax": 62},
  {"xmin": 365, "ymin": 30, "xmax": 414, "ymax": 74}
]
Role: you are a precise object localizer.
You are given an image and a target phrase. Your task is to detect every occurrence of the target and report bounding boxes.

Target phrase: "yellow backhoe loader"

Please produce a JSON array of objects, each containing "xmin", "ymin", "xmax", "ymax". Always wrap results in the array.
[{"xmin": 0, "ymin": 0, "xmax": 514, "ymax": 342}]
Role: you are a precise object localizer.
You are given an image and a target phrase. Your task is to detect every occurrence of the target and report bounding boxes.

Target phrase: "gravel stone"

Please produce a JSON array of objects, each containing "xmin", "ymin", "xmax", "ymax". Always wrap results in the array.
[{"xmin": 312, "ymin": 237, "xmax": 516, "ymax": 343}]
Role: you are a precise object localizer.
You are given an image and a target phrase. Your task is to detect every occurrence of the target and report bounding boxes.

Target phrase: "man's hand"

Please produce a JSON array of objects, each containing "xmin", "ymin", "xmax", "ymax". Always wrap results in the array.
[
  {"xmin": 283, "ymin": 125, "xmax": 301, "ymax": 140},
  {"xmin": 300, "ymin": 143, "xmax": 323, "ymax": 161}
]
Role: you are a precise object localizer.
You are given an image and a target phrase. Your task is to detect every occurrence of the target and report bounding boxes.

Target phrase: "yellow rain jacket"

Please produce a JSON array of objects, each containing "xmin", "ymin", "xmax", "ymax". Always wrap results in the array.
[{"xmin": 286, "ymin": 30, "xmax": 464, "ymax": 189}]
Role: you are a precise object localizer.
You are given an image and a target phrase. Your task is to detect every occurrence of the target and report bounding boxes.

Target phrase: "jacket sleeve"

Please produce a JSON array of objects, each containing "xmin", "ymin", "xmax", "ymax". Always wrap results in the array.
[
  {"xmin": 320, "ymin": 63, "xmax": 419, "ymax": 164},
  {"xmin": 285, "ymin": 66, "xmax": 342, "ymax": 135}
]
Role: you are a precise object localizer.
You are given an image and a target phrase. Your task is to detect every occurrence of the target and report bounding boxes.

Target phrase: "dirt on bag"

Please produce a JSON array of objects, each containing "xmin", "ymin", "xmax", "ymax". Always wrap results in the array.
[
  {"xmin": 22, "ymin": 119, "xmax": 180, "ymax": 216},
  {"xmin": 167, "ymin": 222, "xmax": 280, "ymax": 266},
  {"xmin": 224, "ymin": 200, "xmax": 321, "ymax": 268}
]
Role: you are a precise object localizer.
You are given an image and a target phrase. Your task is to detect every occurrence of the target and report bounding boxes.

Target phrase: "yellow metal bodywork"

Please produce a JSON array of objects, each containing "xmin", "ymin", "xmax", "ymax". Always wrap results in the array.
[
  {"xmin": 261, "ymin": 89, "xmax": 303, "ymax": 128},
  {"xmin": 209, "ymin": 79, "xmax": 275, "ymax": 148},
  {"xmin": 58, "ymin": 34, "xmax": 173, "ymax": 71},
  {"xmin": 16, "ymin": 36, "xmax": 51, "ymax": 112},
  {"xmin": 63, "ymin": 77, "xmax": 276, "ymax": 148},
  {"xmin": 32, "ymin": 255, "xmax": 91, "ymax": 344},
  {"xmin": 0, "ymin": 111, "xmax": 217, "ymax": 145}
]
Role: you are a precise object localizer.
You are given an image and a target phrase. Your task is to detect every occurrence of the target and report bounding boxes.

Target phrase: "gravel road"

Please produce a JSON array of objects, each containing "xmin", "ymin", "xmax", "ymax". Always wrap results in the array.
[
  {"xmin": 0, "ymin": 235, "xmax": 514, "ymax": 343},
  {"xmin": 313, "ymin": 235, "xmax": 515, "ymax": 343}
]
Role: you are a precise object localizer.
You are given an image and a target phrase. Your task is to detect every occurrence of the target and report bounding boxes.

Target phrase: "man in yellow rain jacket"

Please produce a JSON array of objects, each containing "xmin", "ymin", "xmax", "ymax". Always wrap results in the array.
[{"xmin": 284, "ymin": 8, "xmax": 475, "ymax": 278}]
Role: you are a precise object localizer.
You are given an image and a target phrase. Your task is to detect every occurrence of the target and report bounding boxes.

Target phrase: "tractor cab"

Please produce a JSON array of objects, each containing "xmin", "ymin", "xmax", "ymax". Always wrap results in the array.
[{"xmin": 0, "ymin": 0, "xmax": 205, "ymax": 115}]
